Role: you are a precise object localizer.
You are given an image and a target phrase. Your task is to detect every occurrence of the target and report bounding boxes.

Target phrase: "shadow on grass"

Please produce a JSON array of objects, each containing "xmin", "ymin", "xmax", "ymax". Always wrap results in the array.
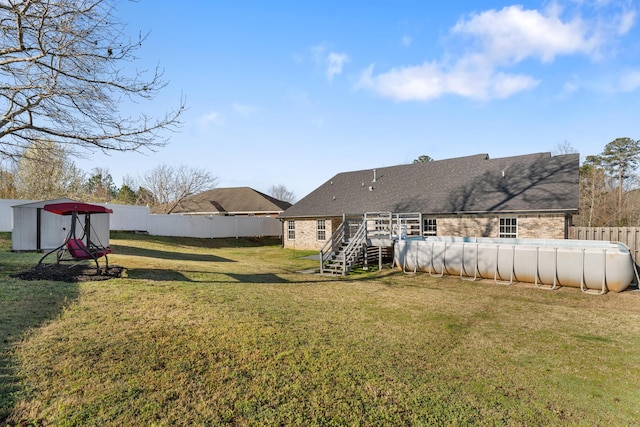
[
  {"xmin": 126, "ymin": 268, "xmax": 195, "ymax": 282},
  {"xmin": 111, "ymin": 233, "xmax": 281, "ymax": 249},
  {"xmin": 125, "ymin": 267, "xmax": 392, "ymax": 285},
  {"xmin": 126, "ymin": 268, "xmax": 295, "ymax": 284},
  {"xmin": 0, "ymin": 279, "xmax": 79, "ymax": 424},
  {"xmin": 218, "ymin": 272, "xmax": 392, "ymax": 285},
  {"xmin": 112, "ymin": 245, "xmax": 235, "ymax": 263},
  {"xmin": 225, "ymin": 273, "xmax": 290, "ymax": 283}
]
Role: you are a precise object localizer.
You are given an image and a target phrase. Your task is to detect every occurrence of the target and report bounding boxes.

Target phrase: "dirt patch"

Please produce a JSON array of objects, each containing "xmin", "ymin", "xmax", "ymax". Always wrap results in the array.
[{"xmin": 11, "ymin": 264, "xmax": 125, "ymax": 283}]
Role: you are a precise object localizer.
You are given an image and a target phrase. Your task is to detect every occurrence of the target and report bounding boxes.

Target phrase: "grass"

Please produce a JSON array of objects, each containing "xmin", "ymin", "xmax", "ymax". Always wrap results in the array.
[{"xmin": 1, "ymin": 231, "xmax": 640, "ymax": 426}]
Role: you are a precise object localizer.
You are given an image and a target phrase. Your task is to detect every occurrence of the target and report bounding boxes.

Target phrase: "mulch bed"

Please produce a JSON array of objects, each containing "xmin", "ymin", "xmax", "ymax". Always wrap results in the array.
[{"xmin": 11, "ymin": 263, "xmax": 125, "ymax": 283}]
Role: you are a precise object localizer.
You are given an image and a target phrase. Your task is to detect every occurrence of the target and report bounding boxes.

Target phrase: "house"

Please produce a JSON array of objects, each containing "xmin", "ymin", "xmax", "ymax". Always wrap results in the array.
[
  {"xmin": 279, "ymin": 152, "xmax": 579, "ymax": 251},
  {"xmin": 150, "ymin": 187, "xmax": 292, "ymax": 217}
]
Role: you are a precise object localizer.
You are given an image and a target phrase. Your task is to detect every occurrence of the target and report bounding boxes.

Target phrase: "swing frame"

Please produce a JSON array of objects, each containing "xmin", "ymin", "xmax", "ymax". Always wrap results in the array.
[{"xmin": 37, "ymin": 202, "xmax": 113, "ymax": 274}]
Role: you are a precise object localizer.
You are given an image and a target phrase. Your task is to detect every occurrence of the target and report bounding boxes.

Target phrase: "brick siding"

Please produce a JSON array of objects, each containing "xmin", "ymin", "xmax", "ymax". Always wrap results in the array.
[{"xmin": 284, "ymin": 214, "xmax": 569, "ymax": 250}]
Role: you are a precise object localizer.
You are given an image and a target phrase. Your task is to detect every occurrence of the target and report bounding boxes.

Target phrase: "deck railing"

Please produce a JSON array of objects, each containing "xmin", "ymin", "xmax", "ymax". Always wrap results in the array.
[{"xmin": 319, "ymin": 212, "xmax": 422, "ymax": 274}]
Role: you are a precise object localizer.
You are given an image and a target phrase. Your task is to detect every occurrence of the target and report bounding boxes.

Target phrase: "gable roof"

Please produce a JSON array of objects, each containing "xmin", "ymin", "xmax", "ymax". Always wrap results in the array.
[
  {"xmin": 280, "ymin": 152, "xmax": 579, "ymax": 218},
  {"xmin": 151, "ymin": 187, "xmax": 292, "ymax": 215}
]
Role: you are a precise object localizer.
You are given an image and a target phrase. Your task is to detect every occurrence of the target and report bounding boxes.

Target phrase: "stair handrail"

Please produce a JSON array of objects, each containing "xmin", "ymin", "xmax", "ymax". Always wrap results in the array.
[
  {"xmin": 339, "ymin": 220, "xmax": 368, "ymax": 275},
  {"xmin": 320, "ymin": 221, "xmax": 346, "ymax": 273}
]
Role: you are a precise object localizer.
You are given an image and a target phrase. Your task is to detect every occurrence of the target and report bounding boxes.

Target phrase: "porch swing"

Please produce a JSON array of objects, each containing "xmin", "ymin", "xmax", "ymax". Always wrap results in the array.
[{"xmin": 37, "ymin": 202, "xmax": 114, "ymax": 274}]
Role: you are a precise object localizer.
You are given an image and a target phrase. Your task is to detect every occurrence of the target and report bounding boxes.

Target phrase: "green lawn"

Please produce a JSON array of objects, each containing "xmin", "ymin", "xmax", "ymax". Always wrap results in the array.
[{"xmin": 1, "ymin": 231, "xmax": 639, "ymax": 426}]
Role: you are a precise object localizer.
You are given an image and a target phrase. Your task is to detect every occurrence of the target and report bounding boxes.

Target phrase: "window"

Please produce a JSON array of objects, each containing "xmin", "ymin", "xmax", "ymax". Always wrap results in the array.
[
  {"xmin": 288, "ymin": 220, "xmax": 295, "ymax": 240},
  {"xmin": 499, "ymin": 217, "xmax": 517, "ymax": 238},
  {"xmin": 423, "ymin": 218, "xmax": 437, "ymax": 236},
  {"xmin": 317, "ymin": 219, "xmax": 326, "ymax": 241}
]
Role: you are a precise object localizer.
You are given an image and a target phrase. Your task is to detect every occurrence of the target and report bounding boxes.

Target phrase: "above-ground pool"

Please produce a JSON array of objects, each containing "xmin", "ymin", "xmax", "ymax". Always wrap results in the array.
[{"xmin": 394, "ymin": 237, "xmax": 638, "ymax": 294}]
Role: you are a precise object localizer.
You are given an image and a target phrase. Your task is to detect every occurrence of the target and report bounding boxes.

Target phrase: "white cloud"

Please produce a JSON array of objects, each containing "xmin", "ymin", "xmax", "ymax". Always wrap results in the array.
[
  {"xmin": 357, "ymin": 57, "xmax": 539, "ymax": 102},
  {"xmin": 617, "ymin": 9, "xmax": 636, "ymax": 35},
  {"xmin": 401, "ymin": 35, "xmax": 412, "ymax": 47},
  {"xmin": 490, "ymin": 73, "xmax": 540, "ymax": 99},
  {"xmin": 326, "ymin": 52, "xmax": 349, "ymax": 82},
  {"xmin": 617, "ymin": 70, "xmax": 640, "ymax": 92},
  {"xmin": 198, "ymin": 111, "xmax": 224, "ymax": 129},
  {"xmin": 311, "ymin": 44, "xmax": 327, "ymax": 65},
  {"xmin": 356, "ymin": 3, "xmax": 633, "ymax": 102},
  {"xmin": 233, "ymin": 103, "xmax": 258, "ymax": 116},
  {"xmin": 310, "ymin": 44, "xmax": 349, "ymax": 82},
  {"xmin": 452, "ymin": 5, "xmax": 599, "ymax": 64},
  {"xmin": 562, "ymin": 79, "xmax": 579, "ymax": 95}
]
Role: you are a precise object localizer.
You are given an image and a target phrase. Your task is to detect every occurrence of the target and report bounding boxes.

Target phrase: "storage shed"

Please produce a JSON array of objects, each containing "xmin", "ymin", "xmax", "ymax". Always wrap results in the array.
[{"xmin": 11, "ymin": 198, "xmax": 111, "ymax": 251}]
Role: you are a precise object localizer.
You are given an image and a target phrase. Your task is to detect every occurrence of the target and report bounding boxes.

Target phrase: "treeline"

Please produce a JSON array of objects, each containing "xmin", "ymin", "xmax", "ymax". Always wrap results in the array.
[
  {"xmin": 574, "ymin": 137, "xmax": 640, "ymax": 227},
  {"xmin": 0, "ymin": 140, "xmax": 217, "ymax": 212},
  {"xmin": 0, "ymin": 140, "xmax": 297, "ymax": 212},
  {"xmin": 411, "ymin": 138, "xmax": 640, "ymax": 228},
  {"xmin": 2, "ymin": 139, "xmax": 638, "ymax": 225}
]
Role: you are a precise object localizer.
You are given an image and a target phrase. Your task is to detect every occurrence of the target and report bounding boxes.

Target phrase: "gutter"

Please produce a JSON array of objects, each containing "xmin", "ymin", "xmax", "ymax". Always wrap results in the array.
[{"xmin": 452, "ymin": 208, "xmax": 579, "ymax": 215}]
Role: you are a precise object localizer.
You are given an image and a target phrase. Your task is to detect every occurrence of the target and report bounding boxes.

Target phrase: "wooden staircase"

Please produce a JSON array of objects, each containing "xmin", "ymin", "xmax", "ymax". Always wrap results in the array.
[
  {"xmin": 319, "ymin": 212, "xmax": 403, "ymax": 275},
  {"xmin": 320, "ymin": 220, "xmax": 368, "ymax": 275}
]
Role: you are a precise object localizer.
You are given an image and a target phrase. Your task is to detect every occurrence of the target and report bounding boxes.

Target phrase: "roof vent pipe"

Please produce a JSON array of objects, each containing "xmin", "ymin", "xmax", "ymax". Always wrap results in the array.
[{"xmin": 372, "ymin": 169, "xmax": 377, "ymax": 182}]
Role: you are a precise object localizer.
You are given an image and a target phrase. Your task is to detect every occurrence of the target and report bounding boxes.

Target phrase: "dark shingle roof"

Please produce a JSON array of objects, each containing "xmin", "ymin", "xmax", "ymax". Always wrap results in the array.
[
  {"xmin": 151, "ymin": 187, "xmax": 292, "ymax": 214},
  {"xmin": 280, "ymin": 152, "xmax": 579, "ymax": 218}
]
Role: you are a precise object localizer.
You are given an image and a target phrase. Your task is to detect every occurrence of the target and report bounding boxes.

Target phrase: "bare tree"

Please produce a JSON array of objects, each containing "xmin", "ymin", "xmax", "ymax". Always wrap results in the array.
[
  {"xmin": 14, "ymin": 139, "xmax": 85, "ymax": 200},
  {"xmin": 576, "ymin": 156, "xmax": 610, "ymax": 227},
  {"xmin": 0, "ymin": 162, "xmax": 17, "ymax": 198},
  {"xmin": 0, "ymin": 0, "xmax": 184, "ymax": 161},
  {"xmin": 140, "ymin": 164, "xmax": 218, "ymax": 213},
  {"xmin": 267, "ymin": 184, "xmax": 296, "ymax": 203},
  {"xmin": 552, "ymin": 140, "xmax": 578, "ymax": 155}
]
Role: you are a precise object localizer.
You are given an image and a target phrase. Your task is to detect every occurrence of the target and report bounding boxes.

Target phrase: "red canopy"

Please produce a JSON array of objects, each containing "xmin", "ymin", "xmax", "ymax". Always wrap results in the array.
[{"xmin": 44, "ymin": 202, "xmax": 113, "ymax": 216}]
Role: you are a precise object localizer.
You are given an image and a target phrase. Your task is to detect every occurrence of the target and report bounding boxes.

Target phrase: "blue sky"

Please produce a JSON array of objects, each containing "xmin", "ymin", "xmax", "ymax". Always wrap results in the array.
[{"xmin": 85, "ymin": 0, "xmax": 640, "ymax": 201}]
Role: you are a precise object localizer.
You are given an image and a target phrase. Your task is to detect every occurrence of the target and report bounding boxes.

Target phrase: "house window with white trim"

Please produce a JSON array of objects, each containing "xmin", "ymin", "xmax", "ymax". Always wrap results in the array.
[
  {"xmin": 287, "ymin": 220, "xmax": 295, "ymax": 240},
  {"xmin": 499, "ymin": 217, "xmax": 517, "ymax": 238},
  {"xmin": 423, "ymin": 218, "xmax": 437, "ymax": 236},
  {"xmin": 317, "ymin": 219, "xmax": 326, "ymax": 241}
]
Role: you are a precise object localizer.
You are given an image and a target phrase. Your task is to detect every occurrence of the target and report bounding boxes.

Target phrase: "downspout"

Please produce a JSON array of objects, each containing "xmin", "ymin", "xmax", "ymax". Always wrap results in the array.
[{"xmin": 279, "ymin": 218, "xmax": 284, "ymax": 248}]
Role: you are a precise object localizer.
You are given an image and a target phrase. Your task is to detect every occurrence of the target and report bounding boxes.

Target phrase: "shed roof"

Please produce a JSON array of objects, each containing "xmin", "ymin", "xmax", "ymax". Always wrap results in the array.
[
  {"xmin": 151, "ymin": 187, "xmax": 292, "ymax": 214},
  {"xmin": 11, "ymin": 198, "xmax": 76, "ymax": 209},
  {"xmin": 280, "ymin": 152, "xmax": 579, "ymax": 218}
]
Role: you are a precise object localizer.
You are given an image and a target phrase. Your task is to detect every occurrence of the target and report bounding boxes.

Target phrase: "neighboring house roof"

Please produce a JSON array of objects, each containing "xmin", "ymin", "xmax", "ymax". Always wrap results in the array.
[
  {"xmin": 280, "ymin": 152, "xmax": 579, "ymax": 219},
  {"xmin": 151, "ymin": 187, "xmax": 292, "ymax": 215}
]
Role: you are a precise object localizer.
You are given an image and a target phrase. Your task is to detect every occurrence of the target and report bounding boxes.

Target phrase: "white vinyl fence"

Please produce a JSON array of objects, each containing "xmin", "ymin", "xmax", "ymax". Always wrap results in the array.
[
  {"xmin": 0, "ymin": 199, "xmax": 31, "ymax": 232},
  {"xmin": 1, "ymin": 199, "xmax": 283, "ymax": 239},
  {"xmin": 148, "ymin": 214, "xmax": 282, "ymax": 238},
  {"xmin": 0, "ymin": 200, "xmax": 149, "ymax": 232},
  {"xmin": 102, "ymin": 203, "xmax": 149, "ymax": 232}
]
